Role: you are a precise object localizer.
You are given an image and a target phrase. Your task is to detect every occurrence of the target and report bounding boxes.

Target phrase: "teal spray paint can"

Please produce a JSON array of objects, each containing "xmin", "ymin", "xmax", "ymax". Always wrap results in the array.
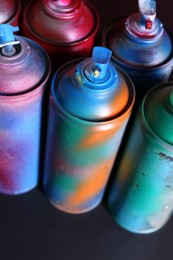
[
  {"xmin": 107, "ymin": 82, "xmax": 173, "ymax": 234},
  {"xmin": 43, "ymin": 46, "xmax": 135, "ymax": 214}
]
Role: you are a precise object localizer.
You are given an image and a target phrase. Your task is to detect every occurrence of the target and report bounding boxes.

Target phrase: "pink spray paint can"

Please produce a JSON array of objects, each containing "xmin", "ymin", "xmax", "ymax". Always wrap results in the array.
[{"xmin": 0, "ymin": 24, "xmax": 51, "ymax": 194}]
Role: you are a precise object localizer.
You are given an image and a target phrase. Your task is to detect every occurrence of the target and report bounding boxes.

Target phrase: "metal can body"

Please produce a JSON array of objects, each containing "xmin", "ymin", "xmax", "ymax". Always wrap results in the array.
[
  {"xmin": 43, "ymin": 48, "xmax": 135, "ymax": 214},
  {"xmin": 0, "ymin": 87, "xmax": 45, "ymax": 194},
  {"xmin": 0, "ymin": 31, "xmax": 51, "ymax": 195},
  {"xmin": 44, "ymin": 98, "xmax": 130, "ymax": 213},
  {"xmin": 102, "ymin": 9, "xmax": 173, "ymax": 103},
  {"xmin": 22, "ymin": 0, "xmax": 100, "ymax": 68},
  {"xmin": 107, "ymin": 83, "xmax": 173, "ymax": 234},
  {"xmin": 0, "ymin": 0, "xmax": 21, "ymax": 26}
]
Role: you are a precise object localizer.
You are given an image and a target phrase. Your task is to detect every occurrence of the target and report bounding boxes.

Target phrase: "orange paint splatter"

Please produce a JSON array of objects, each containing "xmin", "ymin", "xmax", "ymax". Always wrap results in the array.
[
  {"xmin": 110, "ymin": 80, "xmax": 129, "ymax": 115},
  {"xmin": 67, "ymin": 157, "xmax": 115, "ymax": 206},
  {"xmin": 77, "ymin": 81, "xmax": 129, "ymax": 150},
  {"xmin": 77, "ymin": 125, "xmax": 120, "ymax": 150}
]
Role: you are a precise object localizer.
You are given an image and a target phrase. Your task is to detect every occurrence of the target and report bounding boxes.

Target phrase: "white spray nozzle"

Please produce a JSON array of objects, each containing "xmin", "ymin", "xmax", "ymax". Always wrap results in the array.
[{"xmin": 138, "ymin": 0, "xmax": 156, "ymax": 29}]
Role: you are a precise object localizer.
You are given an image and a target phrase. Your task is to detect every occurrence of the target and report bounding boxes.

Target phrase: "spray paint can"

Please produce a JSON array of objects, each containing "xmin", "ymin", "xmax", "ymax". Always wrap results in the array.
[
  {"xmin": 0, "ymin": 24, "xmax": 51, "ymax": 195},
  {"xmin": 0, "ymin": 0, "xmax": 21, "ymax": 26},
  {"xmin": 102, "ymin": 0, "xmax": 173, "ymax": 103},
  {"xmin": 107, "ymin": 82, "xmax": 173, "ymax": 234},
  {"xmin": 43, "ymin": 46, "xmax": 135, "ymax": 214},
  {"xmin": 22, "ymin": 0, "xmax": 100, "ymax": 69}
]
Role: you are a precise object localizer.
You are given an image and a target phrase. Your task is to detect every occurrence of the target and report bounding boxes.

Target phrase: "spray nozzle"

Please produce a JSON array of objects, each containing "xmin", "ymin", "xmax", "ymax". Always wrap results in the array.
[
  {"xmin": 52, "ymin": 0, "xmax": 73, "ymax": 6},
  {"xmin": 44, "ymin": 0, "xmax": 80, "ymax": 16},
  {"xmin": 138, "ymin": 0, "xmax": 156, "ymax": 29},
  {"xmin": 0, "ymin": 24, "xmax": 20, "ymax": 56},
  {"xmin": 125, "ymin": 0, "xmax": 162, "ymax": 39},
  {"xmin": 85, "ymin": 47, "xmax": 112, "ymax": 83}
]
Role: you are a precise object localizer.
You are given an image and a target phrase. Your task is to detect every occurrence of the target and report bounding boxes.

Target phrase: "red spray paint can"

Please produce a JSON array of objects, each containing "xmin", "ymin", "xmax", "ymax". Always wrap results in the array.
[
  {"xmin": 22, "ymin": 0, "xmax": 100, "ymax": 70},
  {"xmin": 0, "ymin": 0, "xmax": 21, "ymax": 26}
]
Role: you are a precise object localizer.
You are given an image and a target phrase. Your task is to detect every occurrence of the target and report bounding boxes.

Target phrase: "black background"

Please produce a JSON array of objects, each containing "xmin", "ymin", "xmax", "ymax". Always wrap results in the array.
[{"xmin": 1, "ymin": 0, "xmax": 173, "ymax": 259}]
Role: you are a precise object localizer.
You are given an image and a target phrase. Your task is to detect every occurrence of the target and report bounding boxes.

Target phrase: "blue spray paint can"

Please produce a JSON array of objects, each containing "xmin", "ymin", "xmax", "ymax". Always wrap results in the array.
[{"xmin": 102, "ymin": 0, "xmax": 173, "ymax": 103}]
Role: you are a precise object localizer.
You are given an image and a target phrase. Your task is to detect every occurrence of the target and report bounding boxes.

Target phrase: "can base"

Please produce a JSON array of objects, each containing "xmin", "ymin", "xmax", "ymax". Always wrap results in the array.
[
  {"xmin": 115, "ymin": 218, "xmax": 164, "ymax": 234},
  {"xmin": 0, "ymin": 185, "xmax": 36, "ymax": 196},
  {"xmin": 50, "ymin": 200, "xmax": 100, "ymax": 214}
]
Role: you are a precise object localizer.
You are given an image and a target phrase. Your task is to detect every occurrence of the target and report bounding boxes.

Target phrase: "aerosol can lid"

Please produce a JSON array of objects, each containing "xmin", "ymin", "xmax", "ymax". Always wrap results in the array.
[{"xmin": 52, "ymin": 46, "xmax": 134, "ymax": 121}]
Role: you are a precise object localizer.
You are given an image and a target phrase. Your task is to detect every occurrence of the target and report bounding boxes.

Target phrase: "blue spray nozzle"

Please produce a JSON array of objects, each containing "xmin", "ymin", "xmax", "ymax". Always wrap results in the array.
[
  {"xmin": 0, "ymin": 24, "xmax": 19, "ymax": 53},
  {"xmin": 85, "ymin": 46, "xmax": 112, "ymax": 83}
]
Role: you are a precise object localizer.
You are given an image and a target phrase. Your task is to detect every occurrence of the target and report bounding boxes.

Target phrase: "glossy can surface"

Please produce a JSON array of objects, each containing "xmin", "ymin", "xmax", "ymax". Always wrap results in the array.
[
  {"xmin": 107, "ymin": 82, "xmax": 173, "ymax": 233},
  {"xmin": 43, "ymin": 47, "xmax": 135, "ymax": 213},
  {"xmin": 0, "ymin": 0, "xmax": 21, "ymax": 26},
  {"xmin": 0, "ymin": 25, "xmax": 51, "ymax": 195},
  {"xmin": 22, "ymin": 0, "xmax": 100, "ymax": 69},
  {"xmin": 102, "ymin": 1, "xmax": 173, "ymax": 102}
]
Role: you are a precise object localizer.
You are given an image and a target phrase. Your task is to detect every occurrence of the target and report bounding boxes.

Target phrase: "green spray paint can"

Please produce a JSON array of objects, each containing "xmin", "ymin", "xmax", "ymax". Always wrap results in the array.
[{"xmin": 107, "ymin": 82, "xmax": 173, "ymax": 234}]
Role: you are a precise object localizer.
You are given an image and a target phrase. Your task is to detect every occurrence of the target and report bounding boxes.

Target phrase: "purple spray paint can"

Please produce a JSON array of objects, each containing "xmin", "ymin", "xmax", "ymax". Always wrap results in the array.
[{"xmin": 0, "ymin": 24, "xmax": 51, "ymax": 195}]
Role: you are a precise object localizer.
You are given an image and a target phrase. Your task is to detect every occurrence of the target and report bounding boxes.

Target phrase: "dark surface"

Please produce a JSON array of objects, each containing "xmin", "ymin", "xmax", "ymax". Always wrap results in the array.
[{"xmin": 1, "ymin": 0, "xmax": 173, "ymax": 259}]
